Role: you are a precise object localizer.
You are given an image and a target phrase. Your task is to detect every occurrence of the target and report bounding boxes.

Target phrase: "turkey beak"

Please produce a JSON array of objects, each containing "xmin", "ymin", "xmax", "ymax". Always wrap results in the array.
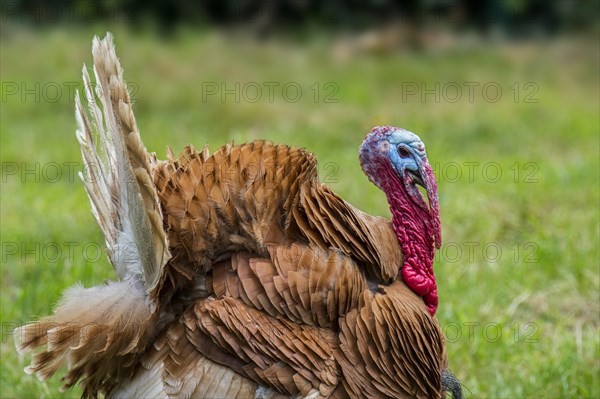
[{"xmin": 407, "ymin": 170, "xmax": 425, "ymax": 187}]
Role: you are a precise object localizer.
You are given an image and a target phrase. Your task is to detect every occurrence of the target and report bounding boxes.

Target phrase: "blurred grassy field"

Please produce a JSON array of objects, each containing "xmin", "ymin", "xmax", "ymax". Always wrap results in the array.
[{"xmin": 1, "ymin": 26, "xmax": 598, "ymax": 398}]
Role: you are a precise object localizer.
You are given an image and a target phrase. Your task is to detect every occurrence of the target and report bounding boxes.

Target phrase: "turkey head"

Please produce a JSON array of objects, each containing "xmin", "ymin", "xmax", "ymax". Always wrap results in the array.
[{"xmin": 359, "ymin": 125, "xmax": 442, "ymax": 314}]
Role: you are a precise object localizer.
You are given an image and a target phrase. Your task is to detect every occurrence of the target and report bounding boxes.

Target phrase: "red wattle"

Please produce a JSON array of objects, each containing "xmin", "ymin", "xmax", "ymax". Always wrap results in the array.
[{"xmin": 385, "ymin": 163, "xmax": 440, "ymax": 315}]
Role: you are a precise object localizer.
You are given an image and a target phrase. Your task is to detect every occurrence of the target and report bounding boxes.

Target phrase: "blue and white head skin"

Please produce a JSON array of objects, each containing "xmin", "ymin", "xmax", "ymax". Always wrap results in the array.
[{"xmin": 359, "ymin": 126, "xmax": 431, "ymax": 208}]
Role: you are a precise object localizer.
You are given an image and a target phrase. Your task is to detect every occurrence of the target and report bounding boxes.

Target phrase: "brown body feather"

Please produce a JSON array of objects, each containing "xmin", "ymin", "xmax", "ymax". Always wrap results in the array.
[
  {"xmin": 16, "ymin": 33, "xmax": 456, "ymax": 399},
  {"xmin": 153, "ymin": 141, "xmax": 402, "ymax": 288}
]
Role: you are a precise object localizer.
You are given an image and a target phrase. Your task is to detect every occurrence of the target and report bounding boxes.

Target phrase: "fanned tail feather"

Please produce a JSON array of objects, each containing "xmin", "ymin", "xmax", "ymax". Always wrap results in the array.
[
  {"xmin": 15, "ymin": 33, "xmax": 170, "ymax": 397},
  {"xmin": 75, "ymin": 32, "xmax": 169, "ymax": 295}
]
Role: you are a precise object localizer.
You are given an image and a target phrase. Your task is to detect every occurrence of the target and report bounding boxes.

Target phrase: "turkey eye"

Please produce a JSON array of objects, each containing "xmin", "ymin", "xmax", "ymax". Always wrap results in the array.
[{"xmin": 398, "ymin": 146, "xmax": 411, "ymax": 158}]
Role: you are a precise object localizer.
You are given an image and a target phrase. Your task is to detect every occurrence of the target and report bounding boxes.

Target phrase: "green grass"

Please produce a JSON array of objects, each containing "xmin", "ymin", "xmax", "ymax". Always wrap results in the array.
[{"xmin": 1, "ymin": 26, "xmax": 598, "ymax": 398}]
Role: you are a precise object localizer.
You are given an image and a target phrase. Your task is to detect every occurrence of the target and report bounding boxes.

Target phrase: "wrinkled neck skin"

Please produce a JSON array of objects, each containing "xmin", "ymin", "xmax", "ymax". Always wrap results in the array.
[{"xmin": 377, "ymin": 163, "xmax": 439, "ymax": 315}]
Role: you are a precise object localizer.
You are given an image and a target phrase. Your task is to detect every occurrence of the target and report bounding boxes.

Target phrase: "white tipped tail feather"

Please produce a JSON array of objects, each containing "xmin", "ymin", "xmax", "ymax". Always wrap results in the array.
[
  {"xmin": 15, "ymin": 33, "xmax": 170, "ymax": 396},
  {"xmin": 75, "ymin": 32, "xmax": 169, "ymax": 293}
]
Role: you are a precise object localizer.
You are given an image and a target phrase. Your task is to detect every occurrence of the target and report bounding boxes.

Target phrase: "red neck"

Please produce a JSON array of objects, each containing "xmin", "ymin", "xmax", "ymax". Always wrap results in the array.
[{"xmin": 379, "ymin": 164, "xmax": 439, "ymax": 315}]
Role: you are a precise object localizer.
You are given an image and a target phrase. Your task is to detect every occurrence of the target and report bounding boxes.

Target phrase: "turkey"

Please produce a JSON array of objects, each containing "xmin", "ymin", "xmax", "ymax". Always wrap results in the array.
[{"xmin": 15, "ymin": 33, "xmax": 462, "ymax": 399}]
